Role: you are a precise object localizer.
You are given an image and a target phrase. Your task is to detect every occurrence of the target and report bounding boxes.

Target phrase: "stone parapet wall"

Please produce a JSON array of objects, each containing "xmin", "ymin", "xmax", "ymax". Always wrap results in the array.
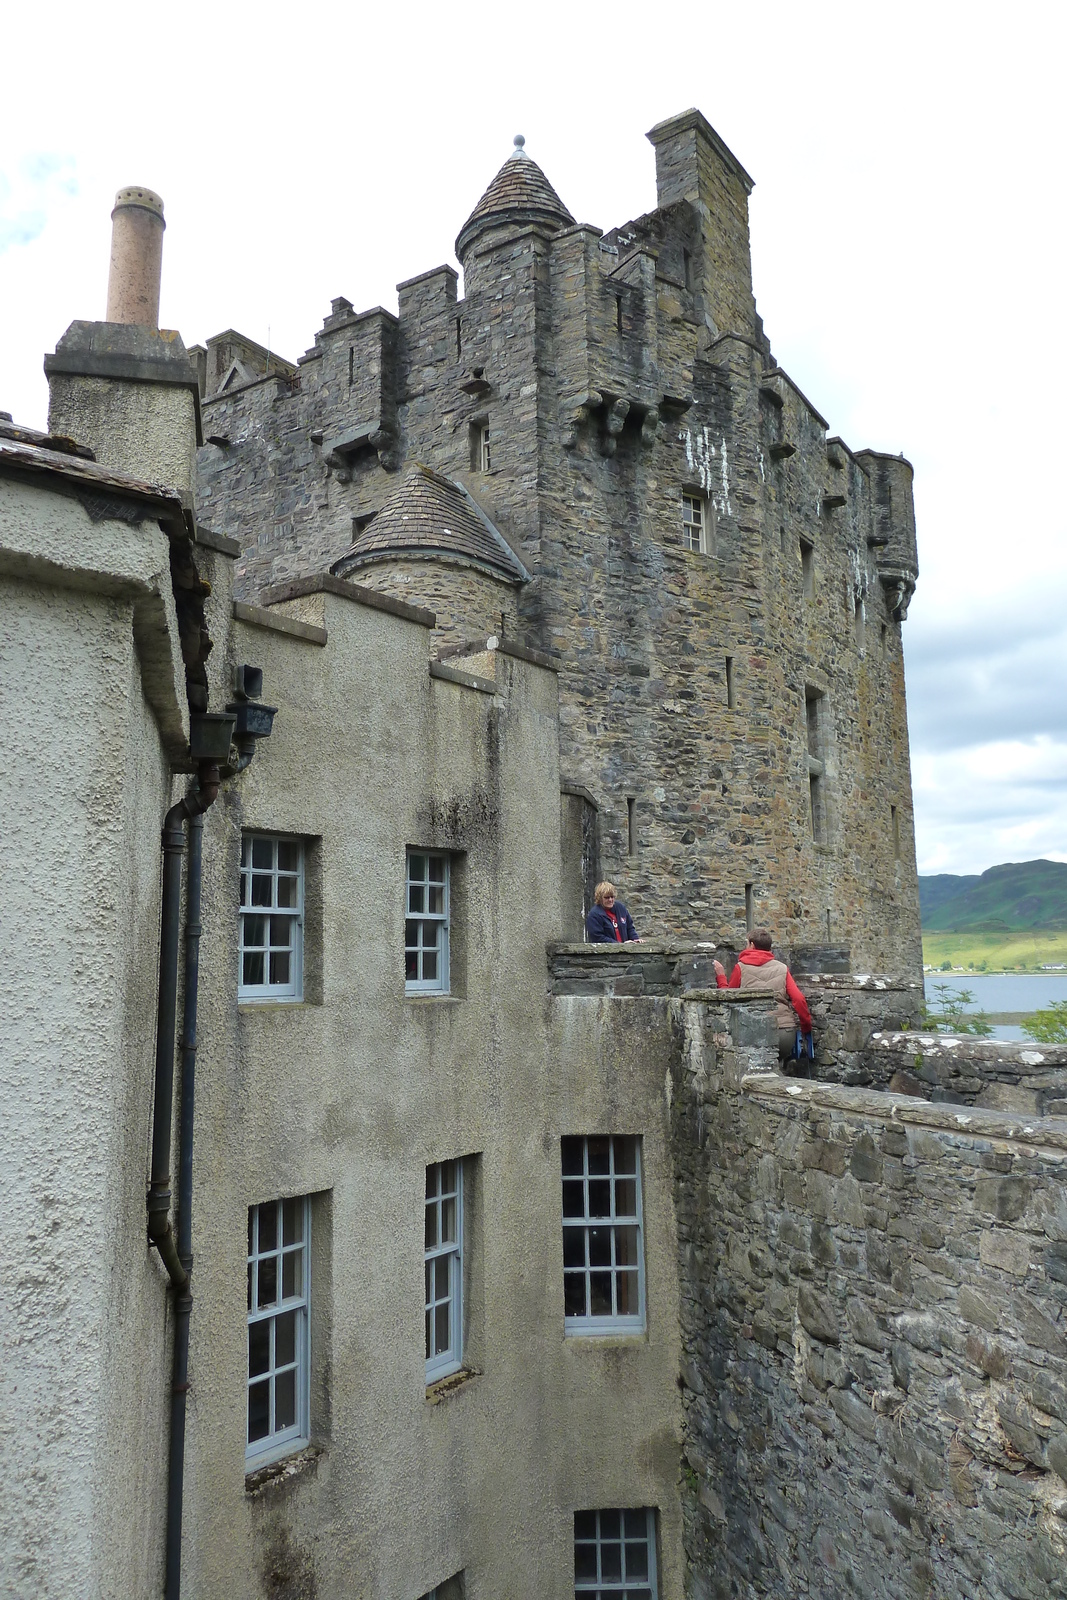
[
  {"xmin": 549, "ymin": 939, "xmax": 741, "ymax": 998},
  {"xmin": 669, "ymin": 997, "xmax": 1067, "ymax": 1600},
  {"xmin": 856, "ymin": 1033, "xmax": 1067, "ymax": 1116}
]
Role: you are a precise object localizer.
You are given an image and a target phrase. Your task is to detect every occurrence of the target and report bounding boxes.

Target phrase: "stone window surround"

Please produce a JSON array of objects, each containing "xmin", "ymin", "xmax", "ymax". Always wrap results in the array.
[
  {"xmin": 239, "ymin": 832, "xmax": 304, "ymax": 1002},
  {"xmin": 562, "ymin": 1135, "xmax": 646, "ymax": 1335},
  {"xmin": 406, "ymin": 850, "xmax": 450, "ymax": 993},
  {"xmin": 574, "ymin": 1506, "xmax": 658, "ymax": 1597},
  {"xmin": 246, "ymin": 1195, "xmax": 311, "ymax": 1468},
  {"xmin": 425, "ymin": 1160, "xmax": 464, "ymax": 1382}
]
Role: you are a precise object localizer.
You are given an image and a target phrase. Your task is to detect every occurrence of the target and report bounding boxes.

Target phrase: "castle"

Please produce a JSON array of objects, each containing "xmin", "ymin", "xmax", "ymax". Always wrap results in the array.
[
  {"xmin": 191, "ymin": 110, "xmax": 922, "ymax": 974},
  {"xmin": 3, "ymin": 112, "xmax": 1064, "ymax": 1600}
]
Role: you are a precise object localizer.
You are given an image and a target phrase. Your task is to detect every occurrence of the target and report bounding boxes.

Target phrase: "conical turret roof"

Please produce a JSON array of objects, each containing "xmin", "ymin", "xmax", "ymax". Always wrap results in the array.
[
  {"xmin": 331, "ymin": 465, "xmax": 529, "ymax": 584},
  {"xmin": 456, "ymin": 137, "xmax": 575, "ymax": 261}
]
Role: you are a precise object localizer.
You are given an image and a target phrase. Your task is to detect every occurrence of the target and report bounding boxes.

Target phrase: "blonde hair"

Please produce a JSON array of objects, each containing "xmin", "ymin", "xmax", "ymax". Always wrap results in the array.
[{"xmin": 593, "ymin": 881, "xmax": 617, "ymax": 906}]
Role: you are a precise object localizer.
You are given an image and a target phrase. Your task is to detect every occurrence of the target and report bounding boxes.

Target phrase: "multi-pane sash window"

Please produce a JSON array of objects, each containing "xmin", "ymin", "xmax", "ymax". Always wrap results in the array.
[
  {"xmin": 406, "ymin": 851, "xmax": 449, "ymax": 993},
  {"xmin": 562, "ymin": 1136, "xmax": 644, "ymax": 1333},
  {"xmin": 247, "ymin": 1197, "xmax": 310, "ymax": 1465},
  {"xmin": 574, "ymin": 1509, "xmax": 657, "ymax": 1599},
  {"xmin": 479, "ymin": 425, "xmax": 492, "ymax": 473},
  {"xmin": 239, "ymin": 834, "xmax": 303, "ymax": 1000},
  {"xmin": 425, "ymin": 1160, "xmax": 463, "ymax": 1381},
  {"xmin": 681, "ymin": 493, "xmax": 706, "ymax": 554}
]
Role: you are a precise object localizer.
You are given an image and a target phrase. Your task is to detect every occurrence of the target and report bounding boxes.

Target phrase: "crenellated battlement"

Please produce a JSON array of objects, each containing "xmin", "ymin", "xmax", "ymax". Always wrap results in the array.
[{"xmin": 194, "ymin": 110, "xmax": 922, "ymax": 973}]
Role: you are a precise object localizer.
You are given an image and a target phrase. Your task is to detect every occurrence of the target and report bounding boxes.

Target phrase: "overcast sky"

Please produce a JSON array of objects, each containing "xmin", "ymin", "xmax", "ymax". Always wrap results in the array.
[{"xmin": 2, "ymin": 1, "xmax": 1064, "ymax": 878}]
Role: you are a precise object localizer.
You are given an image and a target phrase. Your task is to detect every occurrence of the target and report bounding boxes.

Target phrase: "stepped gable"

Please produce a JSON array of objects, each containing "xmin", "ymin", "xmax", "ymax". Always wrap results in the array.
[
  {"xmin": 331, "ymin": 464, "xmax": 529, "ymax": 583},
  {"xmin": 456, "ymin": 136, "xmax": 575, "ymax": 260}
]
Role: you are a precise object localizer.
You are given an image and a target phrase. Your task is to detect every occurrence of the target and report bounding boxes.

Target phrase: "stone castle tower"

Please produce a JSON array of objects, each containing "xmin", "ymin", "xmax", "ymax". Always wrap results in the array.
[{"xmin": 194, "ymin": 109, "xmax": 921, "ymax": 974}]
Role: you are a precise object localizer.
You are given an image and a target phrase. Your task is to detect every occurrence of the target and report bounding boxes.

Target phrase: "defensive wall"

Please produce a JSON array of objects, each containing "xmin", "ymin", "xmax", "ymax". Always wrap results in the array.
[{"xmin": 669, "ymin": 995, "xmax": 1067, "ymax": 1600}]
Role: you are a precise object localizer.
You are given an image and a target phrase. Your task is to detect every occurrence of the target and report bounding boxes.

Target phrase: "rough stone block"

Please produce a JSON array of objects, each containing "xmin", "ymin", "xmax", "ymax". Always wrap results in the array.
[
  {"xmin": 797, "ymin": 1285, "xmax": 839, "ymax": 1344},
  {"xmin": 978, "ymin": 1231, "xmax": 1030, "ymax": 1277}
]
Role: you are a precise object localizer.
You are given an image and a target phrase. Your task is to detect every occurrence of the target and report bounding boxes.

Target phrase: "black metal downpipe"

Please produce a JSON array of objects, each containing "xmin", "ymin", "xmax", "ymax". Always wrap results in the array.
[
  {"xmin": 147, "ymin": 763, "xmax": 219, "ymax": 1600},
  {"xmin": 164, "ymin": 806, "xmax": 204, "ymax": 1600}
]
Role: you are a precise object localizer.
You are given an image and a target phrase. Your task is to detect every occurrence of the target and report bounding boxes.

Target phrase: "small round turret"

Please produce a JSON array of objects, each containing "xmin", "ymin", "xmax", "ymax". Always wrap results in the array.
[{"xmin": 455, "ymin": 138, "xmax": 574, "ymax": 264}]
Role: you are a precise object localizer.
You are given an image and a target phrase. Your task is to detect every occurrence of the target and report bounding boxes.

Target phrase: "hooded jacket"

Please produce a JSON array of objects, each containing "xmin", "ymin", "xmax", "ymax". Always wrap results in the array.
[{"xmin": 716, "ymin": 947, "xmax": 813, "ymax": 1032}]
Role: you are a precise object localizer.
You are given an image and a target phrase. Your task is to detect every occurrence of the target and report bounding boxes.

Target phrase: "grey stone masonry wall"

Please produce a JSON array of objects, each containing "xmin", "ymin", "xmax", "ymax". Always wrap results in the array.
[
  {"xmin": 194, "ymin": 110, "xmax": 922, "ymax": 975},
  {"xmin": 857, "ymin": 1034, "xmax": 1067, "ymax": 1116},
  {"xmin": 670, "ymin": 997, "xmax": 1067, "ymax": 1600}
]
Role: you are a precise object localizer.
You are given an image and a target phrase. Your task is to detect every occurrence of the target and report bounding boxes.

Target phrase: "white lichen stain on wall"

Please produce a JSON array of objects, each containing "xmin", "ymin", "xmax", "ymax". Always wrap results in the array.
[{"xmin": 680, "ymin": 429, "xmax": 732, "ymax": 516}]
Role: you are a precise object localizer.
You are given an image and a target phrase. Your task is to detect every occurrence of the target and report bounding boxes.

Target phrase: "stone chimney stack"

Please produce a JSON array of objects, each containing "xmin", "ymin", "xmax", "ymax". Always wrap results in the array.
[
  {"xmin": 646, "ymin": 109, "xmax": 757, "ymax": 339},
  {"xmin": 45, "ymin": 186, "xmax": 201, "ymax": 494},
  {"xmin": 106, "ymin": 186, "xmax": 166, "ymax": 327}
]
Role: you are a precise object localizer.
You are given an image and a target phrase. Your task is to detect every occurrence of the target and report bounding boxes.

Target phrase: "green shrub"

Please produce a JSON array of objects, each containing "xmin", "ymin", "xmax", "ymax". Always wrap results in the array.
[
  {"xmin": 924, "ymin": 984, "xmax": 993, "ymax": 1037},
  {"xmin": 1023, "ymin": 1002, "xmax": 1067, "ymax": 1045}
]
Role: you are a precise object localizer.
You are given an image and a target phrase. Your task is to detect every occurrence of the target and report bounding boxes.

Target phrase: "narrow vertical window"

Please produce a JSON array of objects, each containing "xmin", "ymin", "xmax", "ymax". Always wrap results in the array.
[
  {"xmin": 854, "ymin": 597, "xmax": 866, "ymax": 653},
  {"xmin": 745, "ymin": 882, "xmax": 754, "ymax": 933},
  {"xmin": 682, "ymin": 493, "xmax": 711, "ymax": 554},
  {"xmin": 425, "ymin": 1161, "xmax": 463, "ymax": 1381},
  {"xmin": 239, "ymin": 834, "xmax": 304, "ymax": 1000},
  {"xmin": 480, "ymin": 426, "xmax": 492, "ymax": 473},
  {"xmin": 627, "ymin": 797, "xmax": 635, "ymax": 856},
  {"xmin": 247, "ymin": 1197, "xmax": 310, "ymax": 1465},
  {"xmin": 805, "ymin": 690, "xmax": 827, "ymax": 844},
  {"xmin": 826, "ymin": 908, "xmax": 832, "ymax": 942},
  {"xmin": 455, "ymin": 317, "xmax": 462, "ymax": 358},
  {"xmin": 891, "ymin": 805, "xmax": 901, "ymax": 860},
  {"xmin": 616, "ymin": 294, "xmax": 624, "ymax": 335},
  {"xmin": 725, "ymin": 656, "xmax": 735, "ymax": 710},
  {"xmin": 405, "ymin": 851, "xmax": 450, "ymax": 993},
  {"xmin": 800, "ymin": 539, "xmax": 815, "ymax": 600},
  {"xmin": 881, "ymin": 622, "xmax": 888, "ymax": 654},
  {"xmin": 561, "ymin": 1136, "xmax": 645, "ymax": 1334},
  {"xmin": 575, "ymin": 1508, "xmax": 658, "ymax": 1598},
  {"xmin": 348, "ymin": 346, "xmax": 354, "ymax": 387},
  {"xmin": 682, "ymin": 247, "xmax": 692, "ymax": 289}
]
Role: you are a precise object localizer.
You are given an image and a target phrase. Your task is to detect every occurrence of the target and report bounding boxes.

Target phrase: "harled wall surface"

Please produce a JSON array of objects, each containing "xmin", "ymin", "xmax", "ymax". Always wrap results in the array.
[
  {"xmin": 0, "ymin": 475, "xmax": 184, "ymax": 1600},
  {"xmin": 180, "ymin": 583, "xmax": 686, "ymax": 1600},
  {"xmin": 193, "ymin": 112, "xmax": 922, "ymax": 976},
  {"xmin": 669, "ymin": 996, "xmax": 1067, "ymax": 1600}
]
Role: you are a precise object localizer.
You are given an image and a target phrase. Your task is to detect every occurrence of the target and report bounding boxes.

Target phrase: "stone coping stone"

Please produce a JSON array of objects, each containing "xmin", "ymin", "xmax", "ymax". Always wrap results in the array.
[
  {"xmin": 869, "ymin": 1031, "xmax": 1067, "ymax": 1066},
  {"xmin": 260, "ymin": 573, "xmax": 435, "ymax": 629},
  {"xmin": 233, "ymin": 601, "xmax": 327, "ymax": 646},
  {"xmin": 428, "ymin": 660, "xmax": 498, "ymax": 696},
  {"xmin": 742, "ymin": 1072, "xmax": 1067, "ymax": 1153}
]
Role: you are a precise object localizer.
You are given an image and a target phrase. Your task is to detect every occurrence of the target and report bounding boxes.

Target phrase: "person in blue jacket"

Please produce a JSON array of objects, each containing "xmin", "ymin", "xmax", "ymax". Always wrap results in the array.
[{"xmin": 585, "ymin": 881, "xmax": 641, "ymax": 944}]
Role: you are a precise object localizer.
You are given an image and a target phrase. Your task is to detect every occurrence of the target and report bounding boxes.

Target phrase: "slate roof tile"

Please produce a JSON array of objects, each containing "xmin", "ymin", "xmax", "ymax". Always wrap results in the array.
[
  {"xmin": 456, "ymin": 146, "xmax": 575, "ymax": 259},
  {"xmin": 331, "ymin": 465, "xmax": 528, "ymax": 584}
]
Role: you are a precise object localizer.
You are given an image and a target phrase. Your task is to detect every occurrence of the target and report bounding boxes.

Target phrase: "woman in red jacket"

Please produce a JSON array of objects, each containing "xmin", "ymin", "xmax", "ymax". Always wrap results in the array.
[{"xmin": 713, "ymin": 927, "xmax": 813, "ymax": 1063}]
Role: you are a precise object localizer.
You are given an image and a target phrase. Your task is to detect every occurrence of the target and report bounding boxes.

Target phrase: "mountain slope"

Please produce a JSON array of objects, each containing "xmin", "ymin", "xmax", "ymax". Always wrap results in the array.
[
  {"xmin": 919, "ymin": 873, "xmax": 980, "ymax": 922},
  {"xmin": 921, "ymin": 860, "xmax": 1067, "ymax": 931}
]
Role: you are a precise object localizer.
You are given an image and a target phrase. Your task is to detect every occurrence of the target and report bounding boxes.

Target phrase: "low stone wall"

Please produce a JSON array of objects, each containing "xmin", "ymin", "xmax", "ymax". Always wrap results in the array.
[
  {"xmin": 801, "ymin": 972, "xmax": 924, "ymax": 1076},
  {"xmin": 853, "ymin": 1033, "xmax": 1067, "ymax": 1116},
  {"xmin": 669, "ymin": 995, "xmax": 1067, "ymax": 1600},
  {"xmin": 548, "ymin": 940, "xmax": 738, "ymax": 998}
]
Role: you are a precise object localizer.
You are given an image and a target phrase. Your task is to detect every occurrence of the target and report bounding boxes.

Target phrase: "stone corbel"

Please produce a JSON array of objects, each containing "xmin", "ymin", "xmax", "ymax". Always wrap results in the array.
[
  {"xmin": 600, "ymin": 397, "xmax": 630, "ymax": 457},
  {"xmin": 561, "ymin": 390, "xmax": 602, "ymax": 450},
  {"xmin": 879, "ymin": 569, "xmax": 916, "ymax": 621},
  {"xmin": 639, "ymin": 405, "xmax": 660, "ymax": 448},
  {"xmin": 323, "ymin": 422, "xmax": 398, "ymax": 478}
]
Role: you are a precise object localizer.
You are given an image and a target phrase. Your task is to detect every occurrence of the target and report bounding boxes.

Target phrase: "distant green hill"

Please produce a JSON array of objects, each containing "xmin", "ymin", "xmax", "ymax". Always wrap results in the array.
[
  {"xmin": 920, "ymin": 860, "xmax": 1067, "ymax": 931},
  {"xmin": 919, "ymin": 873, "xmax": 980, "ymax": 922}
]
